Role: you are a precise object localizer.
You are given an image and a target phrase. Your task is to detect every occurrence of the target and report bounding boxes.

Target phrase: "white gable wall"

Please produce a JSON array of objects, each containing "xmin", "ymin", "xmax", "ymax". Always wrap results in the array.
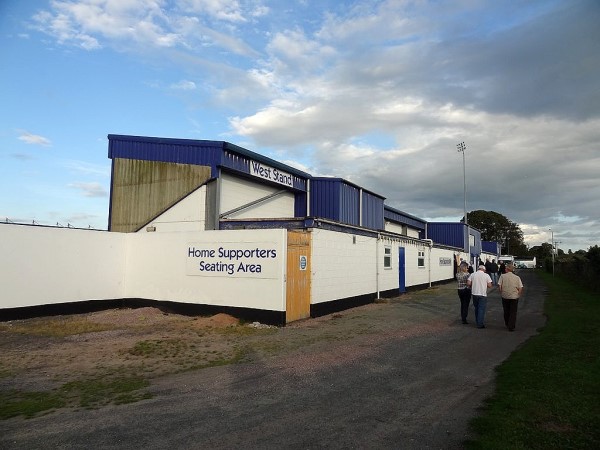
[
  {"xmin": 140, "ymin": 186, "xmax": 208, "ymax": 232},
  {"xmin": 220, "ymin": 173, "xmax": 295, "ymax": 219}
]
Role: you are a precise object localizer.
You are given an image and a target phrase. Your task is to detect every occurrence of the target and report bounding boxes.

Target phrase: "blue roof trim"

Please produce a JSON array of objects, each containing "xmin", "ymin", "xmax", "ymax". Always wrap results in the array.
[
  {"xmin": 310, "ymin": 177, "xmax": 386, "ymax": 200},
  {"xmin": 384, "ymin": 205, "xmax": 426, "ymax": 230},
  {"xmin": 107, "ymin": 135, "xmax": 311, "ymax": 187}
]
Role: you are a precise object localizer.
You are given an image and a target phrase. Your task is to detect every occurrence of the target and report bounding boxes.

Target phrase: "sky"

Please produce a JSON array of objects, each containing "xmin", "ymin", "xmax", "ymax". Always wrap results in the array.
[{"xmin": 1, "ymin": 0, "xmax": 599, "ymax": 253}]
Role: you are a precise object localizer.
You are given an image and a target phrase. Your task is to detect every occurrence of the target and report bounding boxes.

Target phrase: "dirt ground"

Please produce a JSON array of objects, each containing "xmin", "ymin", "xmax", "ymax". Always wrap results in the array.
[
  {"xmin": 0, "ymin": 307, "xmax": 272, "ymax": 392},
  {"xmin": 0, "ymin": 301, "xmax": 400, "ymax": 396},
  {"xmin": 1, "ymin": 271, "xmax": 547, "ymax": 449}
]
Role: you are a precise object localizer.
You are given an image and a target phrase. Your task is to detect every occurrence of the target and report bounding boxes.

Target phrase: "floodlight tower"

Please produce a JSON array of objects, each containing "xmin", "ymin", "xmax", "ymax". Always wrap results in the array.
[
  {"xmin": 549, "ymin": 228, "xmax": 554, "ymax": 277},
  {"xmin": 457, "ymin": 142, "xmax": 468, "ymax": 254}
]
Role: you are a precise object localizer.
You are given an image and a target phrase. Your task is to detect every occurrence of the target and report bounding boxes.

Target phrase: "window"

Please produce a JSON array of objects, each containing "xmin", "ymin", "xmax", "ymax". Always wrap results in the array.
[
  {"xmin": 418, "ymin": 250, "xmax": 425, "ymax": 267},
  {"xmin": 384, "ymin": 246, "xmax": 392, "ymax": 269}
]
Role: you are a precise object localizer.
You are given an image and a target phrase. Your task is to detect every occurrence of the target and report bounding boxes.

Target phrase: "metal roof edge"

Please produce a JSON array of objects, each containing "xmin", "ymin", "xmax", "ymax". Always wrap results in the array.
[
  {"xmin": 107, "ymin": 134, "xmax": 311, "ymax": 179},
  {"xmin": 384, "ymin": 205, "xmax": 426, "ymax": 223},
  {"xmin": 222, "ymin": 142, "xmax": 311, "ymax": 179},
  {"xmin": 310, "ymin": 177, "xmax": 386, "ymax": 199}
]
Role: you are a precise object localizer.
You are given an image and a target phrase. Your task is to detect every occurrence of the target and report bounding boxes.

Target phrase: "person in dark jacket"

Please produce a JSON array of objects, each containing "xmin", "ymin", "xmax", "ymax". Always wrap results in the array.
[
  {"xmin": 456, "ymin": 262, "xmax": 471, "ymax": 324},
  {"xmin": 489, "ymin": 259, "xmax": 499, "ymax": 285}
]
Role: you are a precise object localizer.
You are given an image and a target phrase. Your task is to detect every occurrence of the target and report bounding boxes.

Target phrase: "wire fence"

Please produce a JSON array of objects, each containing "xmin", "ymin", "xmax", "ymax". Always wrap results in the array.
[{"xmin": 3, "ymin": 217, "xmax": 105, "ymax": 231}]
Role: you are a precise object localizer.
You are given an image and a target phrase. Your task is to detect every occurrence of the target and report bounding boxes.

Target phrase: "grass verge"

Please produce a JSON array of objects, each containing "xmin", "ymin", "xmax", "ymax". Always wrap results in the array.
[
  {"xmin": 0, "ymin": 375, "xmax": 151, "ymax": 420},
  {"xmin": 465, "ymin": 270, "xmax": 600, "ymax": 449}
]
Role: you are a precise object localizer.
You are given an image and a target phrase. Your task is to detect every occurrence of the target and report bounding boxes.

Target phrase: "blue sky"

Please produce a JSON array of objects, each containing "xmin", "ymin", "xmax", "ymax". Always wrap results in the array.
[{"xmin": 1, "ymin": 0, "xmax": 599, "ymax": 252}]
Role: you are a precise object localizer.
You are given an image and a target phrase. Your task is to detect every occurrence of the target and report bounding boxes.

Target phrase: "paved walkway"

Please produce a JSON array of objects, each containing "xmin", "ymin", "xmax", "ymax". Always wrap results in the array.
[{"xmin": 0, "ymin": 270, "xmax": 546, "ymax": 449}]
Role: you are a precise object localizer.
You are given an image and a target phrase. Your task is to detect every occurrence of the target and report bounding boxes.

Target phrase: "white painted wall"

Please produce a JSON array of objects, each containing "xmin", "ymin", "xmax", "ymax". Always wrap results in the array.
[
  {"xmin": 310, "ymin": 229, "xmax": 377, "ymax": 304},
  {"xmin": 0, "ymin": 225, "xmax": 126, "ymax": 309},
  {"xmin": 0, "ymin": 225, "xmax": 286, "ymax": 313},
  {"xmin": 141, "ymin": 186, "xmax": 207, "ymax": 232},
  {"xmin": 125, "ymin": 229, "xmax": 287, "ymax": 311},
  {"xmin": 220, "ymin": 173, "xmax": 295, "ymax": 219},
  {"xmin": 384, "ymin": 222, "xmax": 420, "ymax": 238},
  {"xmin": 310, "ymin": 230, "xmax": 459, "ymax": 304},
  {"xmin": 1, "ymin": 223, "xmax": 462, "ymax": 316}
]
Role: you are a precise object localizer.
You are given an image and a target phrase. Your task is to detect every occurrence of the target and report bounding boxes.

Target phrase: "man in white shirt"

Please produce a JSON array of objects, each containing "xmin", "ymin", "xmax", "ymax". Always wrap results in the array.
[{"xmin": 467, "ymin": 265, "xmax": 493, "ymax": 328}]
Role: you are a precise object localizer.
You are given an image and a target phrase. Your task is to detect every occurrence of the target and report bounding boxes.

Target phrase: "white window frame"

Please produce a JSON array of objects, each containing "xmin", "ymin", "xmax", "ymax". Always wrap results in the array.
[
  {"xmin": 418, "ymin": 250, "xmax": 425, "ymax": 268},
  {"xmin": 384, "ymin": 246, "xmax": 392, "ymax": 269}
]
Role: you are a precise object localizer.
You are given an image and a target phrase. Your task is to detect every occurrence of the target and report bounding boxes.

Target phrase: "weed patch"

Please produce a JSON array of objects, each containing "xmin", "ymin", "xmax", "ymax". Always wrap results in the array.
[{"xmin": 1, "ymin": 317, "xmax": 115, "ymax": 337}]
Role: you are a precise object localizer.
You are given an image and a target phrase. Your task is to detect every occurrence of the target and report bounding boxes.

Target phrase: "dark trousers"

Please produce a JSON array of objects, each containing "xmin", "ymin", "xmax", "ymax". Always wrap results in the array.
[
  {"xmin": 457, "ymin": 288, "xmax": 471, "ymax": 322},
  {"xmin": 502, "ymin": 298, "xmax": 519, "ymax": 330}
]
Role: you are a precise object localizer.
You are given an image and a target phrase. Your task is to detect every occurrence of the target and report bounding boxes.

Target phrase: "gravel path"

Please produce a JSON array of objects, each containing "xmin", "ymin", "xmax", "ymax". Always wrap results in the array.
[{"xmin": 0, "ymin": 270, "xmax": 546, "ymax": 449}]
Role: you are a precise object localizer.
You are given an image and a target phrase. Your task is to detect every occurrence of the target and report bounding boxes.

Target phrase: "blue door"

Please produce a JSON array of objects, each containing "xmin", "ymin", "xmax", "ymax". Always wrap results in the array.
[{"xmin": 398, "ymin": 247, "xmax": 406, "ymax": 293}]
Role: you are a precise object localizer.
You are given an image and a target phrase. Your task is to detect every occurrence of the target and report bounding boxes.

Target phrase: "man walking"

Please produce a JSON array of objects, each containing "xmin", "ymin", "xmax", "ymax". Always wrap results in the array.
[
  {"xmin": 498, "ymin": 263, "xmax": 524, "ymax": 331},
  {"xmin": 489, "ymin": 259, "xmax": 499, "ymax": 286},
  {"xmin": 467, "ymin": 265, "xmax": 493, "ymax": 328}
]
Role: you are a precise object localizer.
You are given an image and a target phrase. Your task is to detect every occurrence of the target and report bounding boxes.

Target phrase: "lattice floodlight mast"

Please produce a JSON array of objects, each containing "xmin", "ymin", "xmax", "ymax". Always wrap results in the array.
[{"xmin": 457, "ymin": 142, "xmax": 468, "ymax": 255}]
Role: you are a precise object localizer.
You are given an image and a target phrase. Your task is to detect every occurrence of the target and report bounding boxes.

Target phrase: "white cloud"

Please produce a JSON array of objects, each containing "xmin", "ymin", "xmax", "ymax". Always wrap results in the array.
[
  {"xmin": 64, "ymin": 161, "xmax": 111, "ymax": 177},
  {"xmin": 17, "ymin": 131, "xmax": 52, "ymax": 146},
  {"xmin": 170, "ymin": 80, "xmax": 197, "ymax": 90},
  {"xmin": 31, "ymin": 0, "xmax": 265, "ymax": 56},
  {"xmin": 180, "ymin": 0, "xmax": 246, "ymax": 22},
  {"xmin": 68, "ymin": 182, "xmax": 108, "ymax": 198}
]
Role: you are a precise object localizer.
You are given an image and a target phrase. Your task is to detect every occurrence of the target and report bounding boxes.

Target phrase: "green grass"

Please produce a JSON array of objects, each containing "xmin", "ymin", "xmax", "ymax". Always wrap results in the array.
[
  {"xmin": 0, "ymin": 317, "xmax": 115, "ymax": 337},
  {"xmin": 0, "ymin": 390, "xmax": 66, "ymax": 419},
  {"xmin": 466, "ymin": 271, "xmax": 600, "ymax": 449},
  {"xmin": 0, "ymin": 376, "xmax": 152, "ymax": 419}
]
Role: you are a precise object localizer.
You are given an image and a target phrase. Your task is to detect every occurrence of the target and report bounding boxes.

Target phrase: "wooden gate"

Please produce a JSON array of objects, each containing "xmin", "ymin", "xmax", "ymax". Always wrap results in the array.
[{"xmin": 286, "ymin": 230, "xmax": 311, "ymax": 323}]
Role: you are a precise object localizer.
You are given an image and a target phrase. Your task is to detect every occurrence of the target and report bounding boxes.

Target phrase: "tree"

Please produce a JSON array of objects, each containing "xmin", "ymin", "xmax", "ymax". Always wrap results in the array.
[
  {"xmin": 464, "ymin": 210, "xmax": 528, "ymax": 255},
  {"xmin": 530, "ymin": 242, "xmax": 553, "ymax": 261}
]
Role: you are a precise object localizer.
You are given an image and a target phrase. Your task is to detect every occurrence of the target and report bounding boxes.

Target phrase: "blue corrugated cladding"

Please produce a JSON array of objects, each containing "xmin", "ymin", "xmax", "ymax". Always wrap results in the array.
[
  {"xmin": 108, "ymin": 135, "xmax": 309, "ymax": 192},
  {"xmin": 310, "ymin": 178, "xmax": 342, "ymax": 222},
  {"xmin": 362, "ymin": 191, "xmax": 384, "ymax": 229},
  {"xmin": 482, "ymin": 241, "xmax": 500, "ymax": 254},
  {"xmin": 426, "ymin": 223, "xmax": 466, "ymax": 248},
  {"xmin": 428, "ymin": 223, "xmax": 482, "ymax": 256},
  {"xmin": 108, "ymin": 135, "xmax": 224, "ymax": 177},
  {"xmin": 310, "ymin": 178, "xmax": 384, "ymax": 229},
  {"xmin": 339, "ymin": 182, "xmax": 360, "ymax": 225},
  {"xmin": 384, "ymin": 206, "xmax": 426, "ymax": 231}
]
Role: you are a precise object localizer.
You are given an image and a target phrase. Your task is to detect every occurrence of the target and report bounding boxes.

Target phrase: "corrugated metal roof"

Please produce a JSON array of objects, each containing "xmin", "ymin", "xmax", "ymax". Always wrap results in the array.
[
  {"xmin": 384, "ymin": 205, "xmax": 426, "ymax": 230},
  {"xmin": 107, "ymin": 134, "xmax": 311, "ymax": 184}
]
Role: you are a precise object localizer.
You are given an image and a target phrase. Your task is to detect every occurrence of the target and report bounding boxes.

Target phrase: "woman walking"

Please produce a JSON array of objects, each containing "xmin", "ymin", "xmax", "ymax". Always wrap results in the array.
[{"xmin": 456, "ymin": 262, "xmax": 471, "ymax": 324}]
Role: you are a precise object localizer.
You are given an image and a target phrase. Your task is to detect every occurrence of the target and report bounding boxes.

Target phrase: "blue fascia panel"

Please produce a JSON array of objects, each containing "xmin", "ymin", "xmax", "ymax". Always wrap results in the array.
[
  {"xmin": 482, "ymin": 241, "xmax": 500, "ymax": 255},
  {"xmin": 384, "ymin": 205, "xmax": 426, "ymax": 230},
  {"xmin": 426, "ymin": 222, "xmax": 466, "ymax": 248},
  {"xmin": 108, "ymin": 134, "xmax": 224, "ymax": 177},
  {"xmin": 107, "ymin": 134, "xmax": 310, "ymax": 191}
]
